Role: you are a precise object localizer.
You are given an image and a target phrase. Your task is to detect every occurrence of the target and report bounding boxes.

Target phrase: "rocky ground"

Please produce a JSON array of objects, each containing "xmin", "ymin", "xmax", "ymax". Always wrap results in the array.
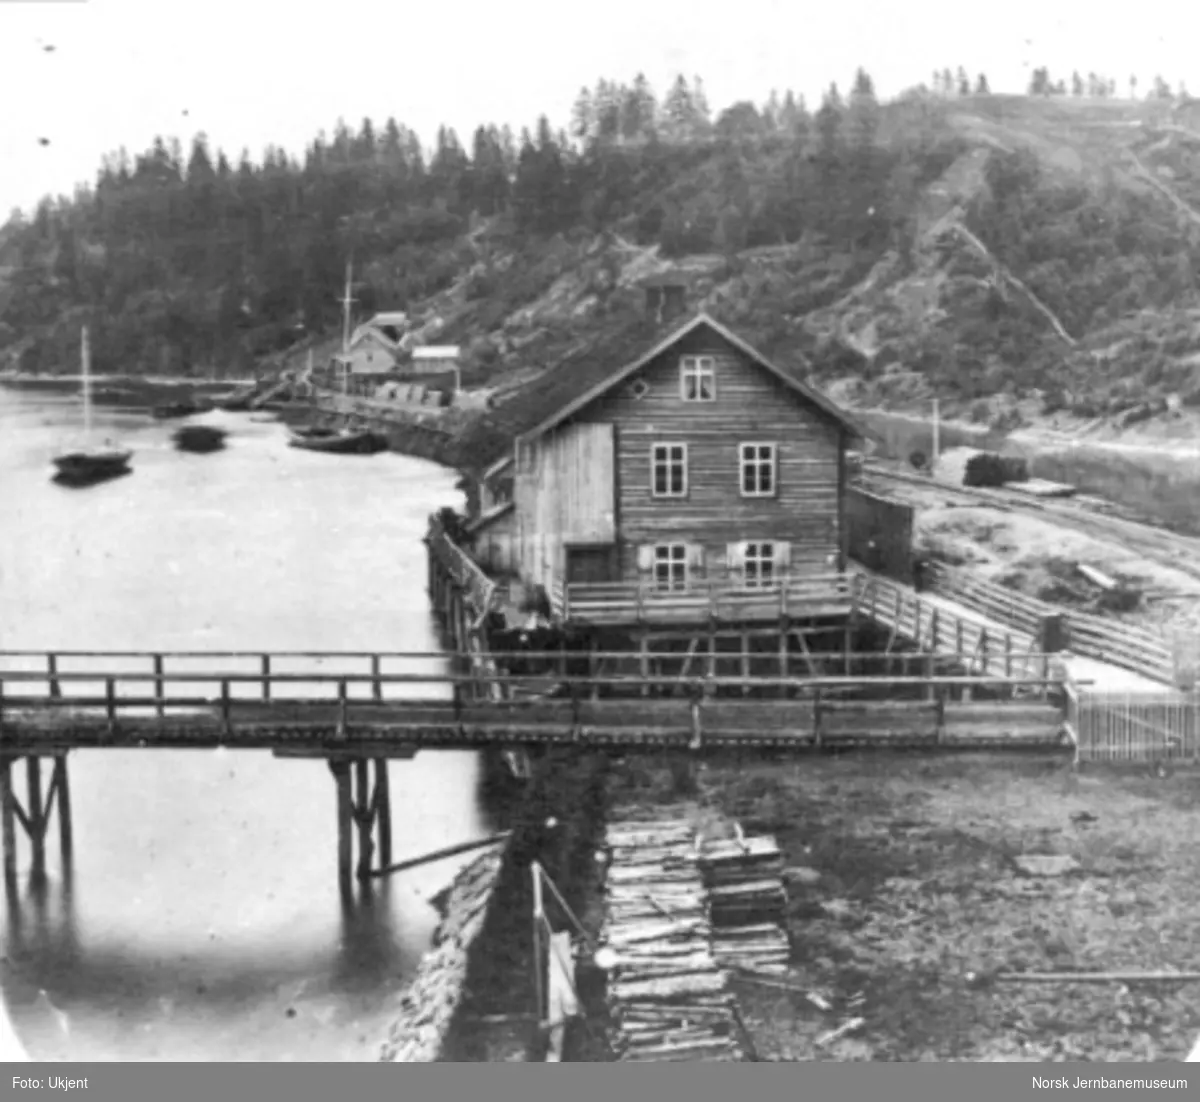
[{"xmin": 612, "ymin": 751, "xmax": 1200, "ymax": 1063}]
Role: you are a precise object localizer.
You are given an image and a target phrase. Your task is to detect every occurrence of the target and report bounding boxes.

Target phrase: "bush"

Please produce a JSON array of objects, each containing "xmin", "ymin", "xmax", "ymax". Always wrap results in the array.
[{"xmin": 963, "ymin": 451, "xmax": 1029, "ymax": 487}]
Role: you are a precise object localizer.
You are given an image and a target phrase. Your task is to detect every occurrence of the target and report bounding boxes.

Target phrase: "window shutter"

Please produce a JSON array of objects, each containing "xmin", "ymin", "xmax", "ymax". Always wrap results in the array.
[
  {"xmin": 725, "ymin": 542, "xmax": 744, "ymax": 569},
  {"xmin": 636, "ymin": 544, "xmax": 655, "ymax": 572},
  {"xmin": 687, "ymin": 543, "xmax": 706, "ymax": 570},
  {"xmin": 775, "ymin": 542, "xmax": 791, "ymax": 568}
]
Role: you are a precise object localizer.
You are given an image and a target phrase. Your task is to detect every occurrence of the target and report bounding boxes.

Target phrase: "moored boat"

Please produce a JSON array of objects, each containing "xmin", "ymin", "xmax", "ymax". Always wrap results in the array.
[
  {"xmin": 287, "ymin": 425, "xmax": 388, "ymax": 454},
  {"xmin": 51, "ymin": 328, "xmax": 134, "ymax": 486},
  {"xmin": 172, "ymin": 425, "xmax": 228, "ymax": 453},
  {"xmin": 53, "ymin": 446, "xmax": 133, "ymax": 484},
  {"xmin": 152, "ymin": 396, "xmax": 214, "ymax": 419}
]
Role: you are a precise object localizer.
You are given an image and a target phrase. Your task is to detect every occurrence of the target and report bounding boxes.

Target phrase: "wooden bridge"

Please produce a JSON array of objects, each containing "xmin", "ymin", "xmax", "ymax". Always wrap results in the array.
[{"xmin": 0, "ymin": 648, "xmax": 1070, "ymax": 900}]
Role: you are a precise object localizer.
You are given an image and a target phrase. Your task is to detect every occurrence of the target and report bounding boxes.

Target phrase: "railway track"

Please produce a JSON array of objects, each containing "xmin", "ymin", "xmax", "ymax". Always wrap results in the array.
[{"xmin": 859, "ymin": 461, "xmax": 1200, "ymax": 587}]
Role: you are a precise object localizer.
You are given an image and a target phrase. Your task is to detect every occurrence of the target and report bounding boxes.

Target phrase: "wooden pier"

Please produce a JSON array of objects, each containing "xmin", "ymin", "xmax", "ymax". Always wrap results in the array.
[
  {"xmin": 0, "ymin": 521, "xmax": 1076, "ymax": 902},
  {"xmin": 0, "ymin": 649, "xmax": 1070, "ymax": 898}
]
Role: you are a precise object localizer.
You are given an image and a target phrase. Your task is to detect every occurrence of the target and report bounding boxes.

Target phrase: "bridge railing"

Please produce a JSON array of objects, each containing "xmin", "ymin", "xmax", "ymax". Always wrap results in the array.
[
  {"xmin": 563, "ymin": 573, "xmax": 852, "ymax": 624},
  {"xmin": 0, "ymin": 662, "xmax": 1071, "ymax": 748},
  {"xmin": 853, "ymin": 570, "xmax": 1048, "ymax": 681}
]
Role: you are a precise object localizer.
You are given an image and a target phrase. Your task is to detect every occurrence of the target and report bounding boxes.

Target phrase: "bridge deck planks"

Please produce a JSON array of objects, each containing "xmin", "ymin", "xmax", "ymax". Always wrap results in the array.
[{"xmin": 0, "ymin": 694, "xmax": 1066, "ymax": 752}]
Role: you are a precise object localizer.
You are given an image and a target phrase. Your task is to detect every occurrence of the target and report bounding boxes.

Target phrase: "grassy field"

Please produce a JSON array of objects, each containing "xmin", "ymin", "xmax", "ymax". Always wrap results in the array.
[{"xmin": 611, "ymin": 750, "xmax": 1200, "ymax": 1063}]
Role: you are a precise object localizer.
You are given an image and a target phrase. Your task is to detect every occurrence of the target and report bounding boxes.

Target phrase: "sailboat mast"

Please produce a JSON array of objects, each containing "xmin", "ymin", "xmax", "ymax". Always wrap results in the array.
[
  {"xmin": 341, "ymin": 262, "xmax": 353, "ymax": 355},
  {"xmin": 81, "ymin": 326, "xmax": 92, "ymax": 438},
  {"xmin": 340, "ymin": 261, "xmax": 355, "ymax": 397}
]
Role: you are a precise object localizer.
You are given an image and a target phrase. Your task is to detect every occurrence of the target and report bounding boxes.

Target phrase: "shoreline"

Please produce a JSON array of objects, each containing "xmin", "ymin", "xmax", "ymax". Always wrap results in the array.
[{"xmin": 0, "ymin": 373, "xmax": 252, "ymax": 386}]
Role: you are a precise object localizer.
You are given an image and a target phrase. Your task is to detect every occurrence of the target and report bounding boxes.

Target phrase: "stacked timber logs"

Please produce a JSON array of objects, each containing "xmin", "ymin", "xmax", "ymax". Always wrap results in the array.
[
  {"xmin": 601, "ymin": 818, "xmax": 746, "ymax": 1062},
  {"xmin": 379, "ymin": 845, "xmax": 507, "ymax": 1063},
  {"xmin": 698, "ymin": 830, "xmax": 790, "ymax": 975}
]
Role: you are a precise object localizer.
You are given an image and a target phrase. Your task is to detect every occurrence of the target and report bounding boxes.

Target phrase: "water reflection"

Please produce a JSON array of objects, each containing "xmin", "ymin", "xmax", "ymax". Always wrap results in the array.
[{"xmin": 0, "ymin": 386, "xmax": 491, "ymax": 1060}]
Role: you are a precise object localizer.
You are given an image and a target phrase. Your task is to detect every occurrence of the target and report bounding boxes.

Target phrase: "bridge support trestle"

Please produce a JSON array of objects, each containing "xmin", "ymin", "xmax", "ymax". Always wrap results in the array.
[
  {"xmin": 1, "ymin": 753, "xmax": 72, "ymax": 892},
  {"xmin": 329, "ymin": 757, "xmax": 392, "ymax": 900}
]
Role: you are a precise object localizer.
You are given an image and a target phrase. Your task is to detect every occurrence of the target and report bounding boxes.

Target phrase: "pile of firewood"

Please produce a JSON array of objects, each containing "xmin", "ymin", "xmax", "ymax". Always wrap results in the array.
[
  {"xmin": 697, "ymin": 829, "xmax": 790, "ymax": 975},
  {"xmin": 600, "ymin": 817, "xmax": 746, "ymax": 1062}
]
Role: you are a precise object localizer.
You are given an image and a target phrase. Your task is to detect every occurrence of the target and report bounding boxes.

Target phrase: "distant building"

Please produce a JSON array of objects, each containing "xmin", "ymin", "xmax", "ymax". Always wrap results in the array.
[
  {"xmin": 410, "ymin": 345, "xmax": 461, "ymax": 379},
  {"xmin": 350, "ymin": 312, "xmax": 409, "ymax": 352}
]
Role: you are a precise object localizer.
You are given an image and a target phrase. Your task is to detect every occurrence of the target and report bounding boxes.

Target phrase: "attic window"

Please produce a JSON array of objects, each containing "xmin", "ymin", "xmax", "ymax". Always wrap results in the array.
[
  {"xmin": 627, "ymin": 380, "xmax": 650, "ymax": 401},
  {"xmin": 680, "ymin": 356, "xmax": 715, "ymax": 402}
]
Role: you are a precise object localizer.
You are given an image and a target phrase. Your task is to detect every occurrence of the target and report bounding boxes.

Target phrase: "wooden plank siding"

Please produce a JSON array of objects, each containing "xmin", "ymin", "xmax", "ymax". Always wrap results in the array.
[
  {"xmin": 571, "ymin": 328, "xmax": 844, "ymax": 586},
  {"xmin": 515, "ymin": 422, "xmax": 616, "ymax": 593},
  {"xmin": 468, "ymin": 507, "xmax": 518, "ymax": 575}
]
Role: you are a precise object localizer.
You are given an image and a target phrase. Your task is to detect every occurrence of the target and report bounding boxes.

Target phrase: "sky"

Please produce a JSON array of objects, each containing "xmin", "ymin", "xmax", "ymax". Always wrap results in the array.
[{"xmin": 1, "ymin": 0, "xmax": 1199, "ymax": 217}]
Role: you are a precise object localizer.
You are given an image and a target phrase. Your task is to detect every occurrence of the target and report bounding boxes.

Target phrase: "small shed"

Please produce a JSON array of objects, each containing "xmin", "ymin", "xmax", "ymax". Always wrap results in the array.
[{"xmin": 411, "ymin": 345, "xmax": 461, "ymax": 377}]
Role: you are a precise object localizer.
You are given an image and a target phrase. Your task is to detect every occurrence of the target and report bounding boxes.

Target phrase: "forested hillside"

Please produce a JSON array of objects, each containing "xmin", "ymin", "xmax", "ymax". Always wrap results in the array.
[{"xmin": 4, "ymin": 66, "xmax": 1200, "ymax": 427}]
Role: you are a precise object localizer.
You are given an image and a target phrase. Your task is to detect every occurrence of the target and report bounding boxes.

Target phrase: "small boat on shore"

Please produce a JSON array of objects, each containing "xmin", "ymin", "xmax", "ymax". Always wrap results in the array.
[
  {"xmin": 52, "ymin": 328, "xmax": 133, "ymax": 486},
  {"xmin": 288, "ymin": 425, "xmax": 389, "ymax": 455}
]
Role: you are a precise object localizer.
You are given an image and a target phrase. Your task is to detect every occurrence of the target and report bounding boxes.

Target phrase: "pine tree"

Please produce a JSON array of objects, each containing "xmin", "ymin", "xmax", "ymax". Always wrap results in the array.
[
  {"xmin": 662, "ymin": 75, "xmax": 695, "ymax": 142},
  {"xmin": 691, "ymin": 76, "xmax": 712, "ymax": 133},
  {"xmin": 570, "ymin": 87, "xmax": 594, "ymax": 144},
  {"xmin": 957, "ymin": 66, "xmax": 970, "ymax": 95},
  {"xmin": 1072, "ymin": 71, "xmax": 1084, "ymax": 96},
  {"xmin": 975, "ymin": 73, "xmax": 990, "ymax": 94},
  {"xmin": 762, "ymin": 89, "xmax": 782, "ymax": 132},
  {"xmin": 848, "ymin": 68, "xmax": 880, "ymax": 148}
]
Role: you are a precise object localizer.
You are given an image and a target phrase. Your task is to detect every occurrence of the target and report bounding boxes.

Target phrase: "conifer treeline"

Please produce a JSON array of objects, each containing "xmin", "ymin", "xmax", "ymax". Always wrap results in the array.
[{"xmin": 0, "ymin": 65, "xmax": 1193, "ymax": 376}]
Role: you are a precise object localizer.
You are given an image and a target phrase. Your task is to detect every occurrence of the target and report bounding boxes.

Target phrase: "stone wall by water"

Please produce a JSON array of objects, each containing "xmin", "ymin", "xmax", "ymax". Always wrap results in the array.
[
  {"xmin": 378, "ymin": 749, "xmax": 610, "ymax": 1063},
  {"xmin": 378, "ymin": 846, "xmax": 508, "ymax": 1063}
]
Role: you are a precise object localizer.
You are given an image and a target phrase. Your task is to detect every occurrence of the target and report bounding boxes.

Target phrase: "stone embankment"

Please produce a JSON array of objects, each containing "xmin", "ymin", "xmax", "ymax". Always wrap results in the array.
[
  {"xmin": 378, "ymin": 748, "xmax": 610, "ymax": 1063},
  {"xmin": 378, "ymin": 845, "xmax": 508, "ymax": 1063}
]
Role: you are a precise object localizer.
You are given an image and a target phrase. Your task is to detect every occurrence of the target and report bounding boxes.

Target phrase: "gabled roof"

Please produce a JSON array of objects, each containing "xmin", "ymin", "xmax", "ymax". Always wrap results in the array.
[{"xmin": 510, "ymin": 311, "xmax": 861, "ymax": 446}]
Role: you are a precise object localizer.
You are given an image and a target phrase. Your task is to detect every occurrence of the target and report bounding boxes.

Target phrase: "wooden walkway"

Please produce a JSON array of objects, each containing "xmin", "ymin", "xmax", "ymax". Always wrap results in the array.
[
  {"xmin": 0, "ymin": 651, "xmax": 1068, "ymax": 753},
  {"xmin": 853, "ymin": 569, "xmax": 1050, "ymax": 683}
]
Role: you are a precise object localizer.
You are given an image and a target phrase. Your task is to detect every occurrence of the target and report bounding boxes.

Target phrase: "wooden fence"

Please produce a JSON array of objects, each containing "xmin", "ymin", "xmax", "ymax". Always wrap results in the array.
[
  {"xmin": 854, "ymin": 571, "xmax": 1047, "ymax": 682},
  {"xmin": 922, "ymin": 562, "xmax": 1177, "ymax": 686},
  {"xmin": 1067, "ymin": 686, "xmax": 1199, "ymax": 764}
]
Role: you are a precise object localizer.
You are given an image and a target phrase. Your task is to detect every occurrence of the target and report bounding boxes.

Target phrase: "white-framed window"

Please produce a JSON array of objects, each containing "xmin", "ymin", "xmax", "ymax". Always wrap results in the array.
[
  {"xmin": 651, "ymin": 442, "xmax": 688, "ymax": 497},
  {"xmin": 740, "ymin": 442, "xmax": 777, "ymax": 496},
  {"xmin": 680, "ymin": 355, "xmax": 716, "ymax": 402},
  {"xmin": 743, "ymin": 541, "xmax": 777, "ymax": 588},
  {"xmin": 653, "ymin": 543, "xmax": 689, "ymax": 592}
]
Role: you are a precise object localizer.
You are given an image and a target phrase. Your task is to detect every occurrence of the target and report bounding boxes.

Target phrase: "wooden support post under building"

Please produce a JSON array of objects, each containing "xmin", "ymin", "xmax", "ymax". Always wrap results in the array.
[
  {"xmin": 778, "ymin": 617, "xmax": 790, "ymax": 697},
  {"xmin": 706, "ymin": 621, "xmax": 718, "ymax": 697},
  {"xmin": 741, "ymin": 632, "xmax": 751, "ymax": 696},
  {"xmin": 639, "ymin": 630, "xmax": 650, "ymax": 697}
]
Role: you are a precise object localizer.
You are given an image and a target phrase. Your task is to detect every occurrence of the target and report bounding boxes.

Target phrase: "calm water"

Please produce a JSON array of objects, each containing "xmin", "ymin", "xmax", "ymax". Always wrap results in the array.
[{"xmin": 0, "ymin": 387, "xmax": 496, "ymax": 1061}]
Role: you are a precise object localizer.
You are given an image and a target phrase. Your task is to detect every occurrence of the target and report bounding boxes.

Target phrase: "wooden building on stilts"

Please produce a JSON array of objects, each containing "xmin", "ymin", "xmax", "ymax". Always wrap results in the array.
[{"xmin": 442, "ymin": 280, "xmax": 867, "ymax": 694}]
